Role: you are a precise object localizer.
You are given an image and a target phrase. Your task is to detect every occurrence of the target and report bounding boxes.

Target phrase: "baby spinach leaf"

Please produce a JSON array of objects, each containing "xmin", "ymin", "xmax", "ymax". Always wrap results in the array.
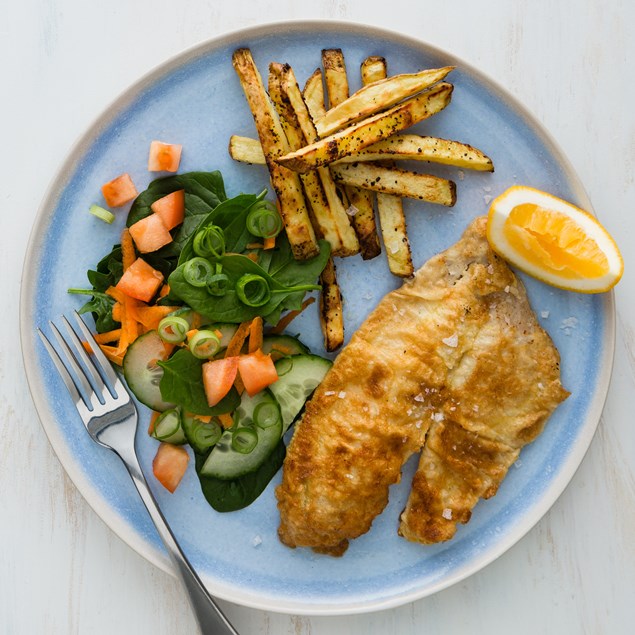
[
  {"xmin": 68, "ymin": 245, "xmax": 123, "ymax": 332},
  {"xmin": 177, "ymin": 192, "xmax": 263, "ymax": 266},
  {"xmin": 127, "ymin": 171, "xmax": 226, "ymax": 226},
  {"xmin": 194, "ymin": 440, "xmax": 286, "ymax": 512},
  {"xmin": 68, "ymin": 290, "xmax": 118, "ymax": 333},
  {"xmin": 126, "ymin": 171, "xmax": 227, "ymax": 259},
  {"xmin": 87, "ymin": 244, "xmax": 123, "ymax": 291},
  {"xmin": 158, "ymin": 348, "xmax": 240, "ymax": 415},
  {"xmin": 168, "ymin": 240, "xmax": 330, "ymax": 324}
]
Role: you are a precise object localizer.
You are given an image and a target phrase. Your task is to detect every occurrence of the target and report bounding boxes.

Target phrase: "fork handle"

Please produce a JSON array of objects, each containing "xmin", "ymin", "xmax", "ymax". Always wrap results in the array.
[{"xmin": 116, "ymin": 446, "xmax": 239, "ymax": 635}]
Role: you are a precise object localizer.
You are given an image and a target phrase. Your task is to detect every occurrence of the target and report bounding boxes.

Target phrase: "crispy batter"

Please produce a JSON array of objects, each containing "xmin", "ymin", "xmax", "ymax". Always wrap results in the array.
[{"xmin": 276, "ymin": 216, "xmax": 568, "ymax": 555}]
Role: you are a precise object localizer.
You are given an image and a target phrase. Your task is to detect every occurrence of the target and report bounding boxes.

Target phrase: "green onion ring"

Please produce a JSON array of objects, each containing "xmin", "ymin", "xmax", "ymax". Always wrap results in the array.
[
  {"xmin": 157, "ymin": 315, "xmax": 190, "ymax": 344},
  {"xmin": 235, "ymin": 274, "xmax": 271, "ymax": 307},
  {"xmin": 193, "ymin": 224, "xmax": 226, "ymax": 259},
  {"xmin": 183, "ymin": 257, "xmax": 214, "ymax": 288},
  {"xmin": 253, "ymin": 402, "xmax": 281, "ymax": 429},
  {"xmin": 188, "ymin": 330, "xmax": 222, "ymax": 359},
  {"xmin": 191, "ymin": 418, "xmax": 222, "ymax": 448},
  {"xmin": 246, "ymin": 200, "xmax": 283, "ymax": 239},
  {"xmin": 231, "ymin": 427, "xmax": 258, "ymax": 454}
]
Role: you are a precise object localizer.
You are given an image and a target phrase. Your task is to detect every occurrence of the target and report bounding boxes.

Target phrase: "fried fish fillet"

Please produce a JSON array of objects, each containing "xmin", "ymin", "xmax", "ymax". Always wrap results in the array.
[{"xmin": 276, "ymin": 216, "xmax": 568, "ymax": 555}]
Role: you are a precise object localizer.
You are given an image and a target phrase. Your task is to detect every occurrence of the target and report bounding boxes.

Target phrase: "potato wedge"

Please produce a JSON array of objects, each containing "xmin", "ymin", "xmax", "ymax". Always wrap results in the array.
[
  {"xmin": 321, "ymin": 50, "xmax": 381, "ymax": 261},
  {"xmin": 322, "ymin": 49, "xmax": 349, "ymax": 109},
  {"xmin": 229, "ymin": 132, "xmax": 493, "ymax": 172},
  {"xmin": 361, "ymin": 56, "xmax": 413, "ymax": 277},
  {"xmin": 344, "ymin": 186, "xmax": 381, "ymax": 260},
  {"xmin": 228, "ymin": 134, "xmax": 266, "ymax": 164},
  {"xmin": 276, "ymin": 63, "xmax": 360, "ymax": 257},
  {"xmin": 375, "ymin": 193, "xmax": 413, "ymax": 277},
  {"xmin": 316, "ymin": 65, "xmax": 454, "ymax": 137},
  {"xmin": 232, "ymin": 48, "xmax": 318, "ymax": 259},
  {"xmin": 336, "ymin": 133, "xmax": 494, "ymax": 171},
  {"xmin": 276, "ymin": 82, "xmax": 454, "ymax": 173},
  {"xmin": 319, "ymin": 257, "xmax": 344, "ymax": 352},
  {"xmin": 268, "ymin": 63, "xmax": 345, "ymax": 254},
  {"xmin": 303, "ymin": 68, "xmax": 326, "ymax": 120},
  {"xmin": 330, "ymin": 163, "xmax": 456, "ymax": 205}
]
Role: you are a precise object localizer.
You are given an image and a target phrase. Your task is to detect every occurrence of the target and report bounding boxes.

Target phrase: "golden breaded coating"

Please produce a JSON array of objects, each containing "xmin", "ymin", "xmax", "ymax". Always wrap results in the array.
[{"xmin": 276, "ymin": 216, "xmax": 568, "ymax": 555}]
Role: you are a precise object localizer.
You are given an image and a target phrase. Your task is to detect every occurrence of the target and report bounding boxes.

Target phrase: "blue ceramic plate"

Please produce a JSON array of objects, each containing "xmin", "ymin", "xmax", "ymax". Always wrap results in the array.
[{"xmin": 21, "ymin": 21, "xmax": 614, "ymax": 614}]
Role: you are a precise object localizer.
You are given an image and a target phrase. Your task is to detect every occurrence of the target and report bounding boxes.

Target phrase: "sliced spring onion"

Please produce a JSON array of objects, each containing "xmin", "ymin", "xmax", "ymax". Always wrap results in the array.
[
  {"xmin": 207, "ymin": 273, "xmax": 229, "ymax": 296},
  {"xmin": 193, "ymin": 225, "xmax": 226, "ymax": 259},
  {"xmin": 231, "ymin": 426, "xmax": 258, "ymax": 454},
  {"xmin": 235, "ymin": 274, "xmax": 271, "ymax": 307},
  {"xmin": 188, "ymin": 329, "xmax": 222, "ymax": 359},
  {"xmin": 206, "ymin": 263, "xmax": 229, "ymax": 297},
  {"xmin": 274, "ymin": 356, "xmax": 294, "ymax": 377},
  {"xmin": 89, "ymin": 204, "xmax": 115, "ymax": 224},
  {"xmin": 246, "ymin": 200, "xmax": 283, "ymax": 239},
  {"xmin": 253, "ymin": 401, "xmax": 281, "ymax": 429},
  {"xmin": 183, "ymin": 257, "xmax": 214, "ymax": 288},
  {"xmin": 157, "ymin": 315, "xmax": 190, "ymax": 344},
  {"xmin": 152, "ymin": 408, "xmax": 186, "ymax": 444},
  {"xmin": 182, "ymin": 413, "xmax": 222, "ymax": 452}
]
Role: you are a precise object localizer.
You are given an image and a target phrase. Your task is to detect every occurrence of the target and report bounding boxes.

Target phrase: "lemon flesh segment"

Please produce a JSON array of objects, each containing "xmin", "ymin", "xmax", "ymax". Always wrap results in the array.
[{"xmin": 503, "ymin": 203, "xmax": 609, "ymax": 280}]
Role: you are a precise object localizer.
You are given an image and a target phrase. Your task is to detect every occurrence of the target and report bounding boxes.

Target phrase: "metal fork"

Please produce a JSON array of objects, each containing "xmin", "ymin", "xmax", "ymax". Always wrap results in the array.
[{"xmin": 37, "ymin": 311, "xmax": 239, "ymax": 635}]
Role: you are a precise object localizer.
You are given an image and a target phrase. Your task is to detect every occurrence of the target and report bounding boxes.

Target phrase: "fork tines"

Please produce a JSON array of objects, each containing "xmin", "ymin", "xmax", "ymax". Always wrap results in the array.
[{"xmin": 37, "ymin": 311, "xmax": 118, "ymax": 412}]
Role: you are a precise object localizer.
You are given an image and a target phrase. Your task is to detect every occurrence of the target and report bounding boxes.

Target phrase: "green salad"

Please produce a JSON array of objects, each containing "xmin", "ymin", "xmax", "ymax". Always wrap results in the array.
[{"xmin": 70, "ymin": 170, "xmax": 333, "ymax": 511}]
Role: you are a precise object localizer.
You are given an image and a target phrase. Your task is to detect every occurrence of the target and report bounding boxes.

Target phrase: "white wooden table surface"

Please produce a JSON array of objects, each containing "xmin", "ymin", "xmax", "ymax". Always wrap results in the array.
[{"xmin": 3, "ymin": 1, "xmax": 634, "ymax": 633}]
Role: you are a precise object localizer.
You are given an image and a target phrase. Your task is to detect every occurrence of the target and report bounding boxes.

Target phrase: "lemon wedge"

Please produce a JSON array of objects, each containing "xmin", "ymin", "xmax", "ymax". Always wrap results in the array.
[{"xmin": 486, "ymin": 185, "xmax": 623, "ymax": 293}]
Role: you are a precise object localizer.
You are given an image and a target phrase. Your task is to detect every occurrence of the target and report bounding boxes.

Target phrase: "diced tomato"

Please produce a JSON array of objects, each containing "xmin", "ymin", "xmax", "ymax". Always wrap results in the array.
[
  {"xmin": 101, "ymin": 173, "xmax": 138, "ymax": 207},
  {"xmin": 148, "ymin": 140, "xmax": 182, "ymax": 172},
  {"xmin": 116, "ymin": 257, "xmax": 164, "ymax": 302},
  {"xmin": 152, "ymin": 443, "xmax": 189, "ymax": 493},
  {"xmin": 237, "ymin": 350, "xmax": 278, "ymax": 396},
  {"xmin": 129, "ymin": 213, "xmax": 173, "ymax": 253},
  {"xmin": 202, "ymin": 357, "xmax": 239, "ymax": 407},
  {"xmin": 150, "ymin": 190, "xmax": 185, "ymax": 230}
]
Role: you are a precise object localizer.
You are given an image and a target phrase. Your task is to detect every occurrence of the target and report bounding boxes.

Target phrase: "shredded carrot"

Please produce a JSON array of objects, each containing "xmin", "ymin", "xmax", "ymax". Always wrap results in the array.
[
  {"xmin": 246, "ymin": 253, "xmax": 259, "ymax": 263},
  {"xmin": 112, "ymin": 301, "xmax": 123, "ymax": 322},
  {"xmin": 269, "ymin": 343, "xmax": 297, "ymax": 361},
  {"xmin": 263, "ymin": 236, "xmax": 276, "ymax": 250},
  {"xmin": 214, "ymin": 329, "xmax": 223, "ymax": 339},
  {"xmin": 82, "ymin": 339, "xmax": 124, "ymax": 365},
  {"xmin": 94, "ymin": 328, "xmax": 122, "ymax": 344},
  {"xmin": 135, "ymin": 305, "xmax": 180, "ymax": 330},
  {"xmin": 158, "ymin": 284, "xmax": 170, "ymax": 299},
  {"xmin": 106, "ymin": 286, "xmax": 127, "ymax": 303},
  {"xmin": 114, "ymin": 294, "xmax": 140, "ymax": 356},
  {"xmin": 218, "ymin": 412, "xmax": 234, "ymax": 429},
  {"xmin": 148, "ymin": 411, "xmax": 160, "ymax": 435},
  {"xmin": 186, "ymin": 329, "xmax": 198, "ymax": 340},
  {"xmin": 189, "ymin": 312, "xmax": 202, "ymax": 330},
  {"xmin": 234, "ymin": 374, "xmax": 245, "ymax": 395},
  {"xmin": 246, "ymin": 242, "xmax": 264, "ymax": 250},
  {"xmin": 193, "ymin": 414, "xmax": 212, "ymax": 423},
  {"xmin": 248, "ymin": 316, "xmax": 263, "ymax": 353},
  {"xmin": 162, "ymin": 342, "xmax": 176, "ymax": 358},
  {"xmin": 121, "ymin": 228, "xmax": 136, "ymax": 271},
  {"xmin": 225, "ymin": 321, "xmax": 251, "ymax": 358},
  {"xmin": 270, "ymin": 297, "xmax": 316, "ymax": 334},
  {"xmin": 97, "ymin": 344, "xmax": 125, "ymax": 366}
]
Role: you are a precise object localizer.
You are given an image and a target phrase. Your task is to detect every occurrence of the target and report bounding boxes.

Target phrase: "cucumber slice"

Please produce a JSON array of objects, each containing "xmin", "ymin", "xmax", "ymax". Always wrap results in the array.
[
  {"xmin": 151, "ymin": 408, "xmax": 187, "ymax": 445},
  {"xmin": 261, "ymin": 334, "xmax": 309, "ymax": 360},
  {"xmin": 199, "ymin": 390, "xmax": 282, "ymax": 480},
  {"xmin": 123, "ymin": 331, "xmax": 175, "ymax": 411},
  {"xmin": 269, "ymin": 354, "xmax": 332, "ymax": 432}
]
